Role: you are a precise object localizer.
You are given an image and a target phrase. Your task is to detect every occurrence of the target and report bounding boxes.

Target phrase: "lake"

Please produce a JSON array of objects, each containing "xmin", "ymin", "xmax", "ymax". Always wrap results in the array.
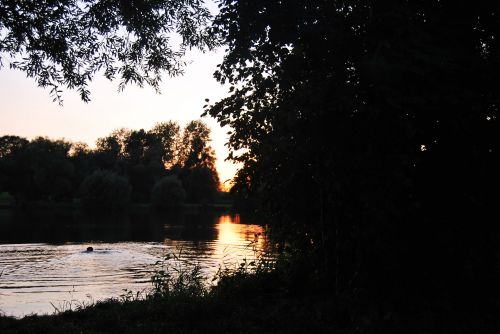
[{"xmin": 0, "ymin": 209, "xmax": 268, "ymax": 318}]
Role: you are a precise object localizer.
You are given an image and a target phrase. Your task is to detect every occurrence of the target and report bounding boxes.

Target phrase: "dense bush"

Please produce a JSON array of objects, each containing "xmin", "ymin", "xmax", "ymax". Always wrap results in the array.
[
  {"xmin": 0, "ymin": 192, "xmax": 14, "ymax": 205},
  {"xmin": 79, "ymin": 170, "xmax": 131, "ymax": 210},
  {"xmin": 151, "ymin": 176, "xmax": 186, "ymax": 209},
  {"xmin": 181, "ymin": 167, "xmax": 218, "ymax": 203}
]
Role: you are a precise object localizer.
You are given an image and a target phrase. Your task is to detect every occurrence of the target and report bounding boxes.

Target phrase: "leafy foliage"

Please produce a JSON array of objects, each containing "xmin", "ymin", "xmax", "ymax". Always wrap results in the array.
[
  {"xmin": 0, "ymin": 135, "xmax": 29, "ymax": 158},
  {"xmin": 79, "ymin": 170, "xmax": 131, "ymax": 210},
  {"xmin": 0, "ymin": 120, "xmax": 221, "ymax": 205},
  {"xmin": 178, "ymin": 120, "xmax": 218, "ymax": 171},
  {"xmin": 176, "ymin": 120, "xmax": 220, "ymax": 202},
  {"xmin": 181, "ymin": 166, "xmax": 218, "ymax": 203},
  {"xmin": 151, "ymin": 175, "xmax": 186, "ymax": 209},
  {"xmin": 207, "ymin": 0, "xmax": 499, "ymax": 307},
  {"xmin": 151, "ymin": 250, "xmax": 206, "ymax": 298},
  {"xmin": 0, "ymin": 136, "xmax": 74, "ymax": 201},
  {"xmin": 0, "ymin": 0, "xmax": 217, "ymax": 103},
  {"xmin": 150, "ymin": 121, "xmax": 182, "ymax": 168}
]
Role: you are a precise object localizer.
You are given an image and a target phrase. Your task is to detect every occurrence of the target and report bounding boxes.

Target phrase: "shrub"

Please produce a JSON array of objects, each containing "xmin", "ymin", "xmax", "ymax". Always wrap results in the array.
[
  {"xmin": 151, "ymin": 252, "xmax": 206, "ymax": 298},
  {"xmin": 151, "ymin": 176, "xmax": 186, "ymax": 209},
  {"xmin": 181, "ymin": 166, "xmax": 218, "ymax": 203},
  {"xmin": 79, "ymin": 170, "xmax": 131, "ymax": 210},
  {"xmin": 0, "ymin": 192, "xmax": 14, "ymax": 205}
]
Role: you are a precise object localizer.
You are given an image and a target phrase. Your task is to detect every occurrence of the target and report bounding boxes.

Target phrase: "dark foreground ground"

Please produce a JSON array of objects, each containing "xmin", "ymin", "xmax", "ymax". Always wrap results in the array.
[
  {"xmin": 0, "ymin": 276, "xmax": 338, "ymax": 334},
  {"xmin": 0, "ymin": 295, "xmax": 337, "ymax": 334},
  {"xmin": 1, "ymin": 270, "xmax": 497, "ymax": 334}
]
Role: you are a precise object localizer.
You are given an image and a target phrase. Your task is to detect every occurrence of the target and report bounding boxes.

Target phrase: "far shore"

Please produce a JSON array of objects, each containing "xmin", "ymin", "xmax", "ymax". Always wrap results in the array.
[{"xmin": 0, "ymin": 201, "xmax": 235, "ymax": 212}]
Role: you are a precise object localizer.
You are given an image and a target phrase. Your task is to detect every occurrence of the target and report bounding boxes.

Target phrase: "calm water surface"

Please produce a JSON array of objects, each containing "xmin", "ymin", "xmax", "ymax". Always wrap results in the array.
[{"xmin": 0, "ymin": 210, "xmax": 267, "ymax": 317}]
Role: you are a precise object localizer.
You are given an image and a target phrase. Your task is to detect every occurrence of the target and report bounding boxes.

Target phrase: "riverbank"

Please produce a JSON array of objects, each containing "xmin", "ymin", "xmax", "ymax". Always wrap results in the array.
[
  {"xmin": 0, "ymin": 280, "xmax": 336, "ymax": 334},
  {"xmin": 0, "ymin": 201, "xmax": 235, "ymax": 212},
  {"xmin": 0, "ymin": 257, "xmax": 339, "ymax": 333},
  {"xmin": 1, "ymin": 265, "xmax": 495, "ymax": 333}
]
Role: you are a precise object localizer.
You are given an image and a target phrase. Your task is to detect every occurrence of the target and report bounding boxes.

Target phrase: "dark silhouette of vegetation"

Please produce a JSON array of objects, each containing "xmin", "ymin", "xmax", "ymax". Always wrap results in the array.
[
  {"xmin": 3, "ymin": 248, "xmax": 495, "ymax": 333},
  {"xmin": 0, "ymin": 0, "xmax": 217, "ymax": 103},
  {"xmin": 177, "ymin": 120, "xmax": 220, "ymax": 203},
  {"xmin": 0, "ymin": 191, "xmax": 13, "ymax": 206},
  {"xmin": 0, "ymin": 120, "xmax": 221, "ymax": 207},
  {"xmin": 0, "ymin": 137, "xmax": 74, "ymax": 201},
  {"xmin": 79, "ymin": 170, "xmax": 131, "ymax": 210},
  {"xmin": 181, "ymin": 166, "xmax": 219, "ymax": 203},
  {"xmin": 1, "ymin": 1, "xmax": 499, "ymax": 332},
  {"xmin": 0, "ymin": 255, "xmax": 340, "ymax": 334},
  {"xmin": 151, "ymin": 176, "xmax": 186, "ymax": 209},
  {"xmin": 202, "ymin": 0, "xmax": 499, "ymax": 331}
]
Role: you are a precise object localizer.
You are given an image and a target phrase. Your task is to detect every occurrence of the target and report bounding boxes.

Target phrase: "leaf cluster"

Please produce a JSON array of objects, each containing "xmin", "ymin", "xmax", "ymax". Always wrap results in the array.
[
  {"xmin": 207, "ymin": 0, "xmax": 500, "ymax": 307},
  {"xmin": 0, "ymin": 0, "xmax": 217, "ymax": 103}
]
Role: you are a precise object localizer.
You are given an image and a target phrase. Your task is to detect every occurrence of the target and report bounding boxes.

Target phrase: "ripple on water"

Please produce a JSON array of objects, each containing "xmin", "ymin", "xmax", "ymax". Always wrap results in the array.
[{"xmin": 0, "ymin": 221, "xmax": 268, "ymax": 318}]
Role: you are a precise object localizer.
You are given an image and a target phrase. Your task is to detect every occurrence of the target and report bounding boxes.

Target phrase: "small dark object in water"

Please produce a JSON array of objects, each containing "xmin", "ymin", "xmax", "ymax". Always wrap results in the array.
[{"xmin": 87, "ymin": 246, "xmax": 94, "ymax": 252}]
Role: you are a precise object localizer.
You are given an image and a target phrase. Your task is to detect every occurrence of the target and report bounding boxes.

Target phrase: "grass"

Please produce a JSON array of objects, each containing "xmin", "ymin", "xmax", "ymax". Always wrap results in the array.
[
  {"xmin": 0, "ymin": 265, "xmax": 340, "ymax": 334},
  {"xmin": 0, "ymin": 289, "xmax": 339, "ymax": 334},
  {"xmin": 0, "ymin": 249, "xmax": 334, "ymax": 334},
  {"xmin": 1, "ymin": 249, "xmax": 497, "ymax": 333}
]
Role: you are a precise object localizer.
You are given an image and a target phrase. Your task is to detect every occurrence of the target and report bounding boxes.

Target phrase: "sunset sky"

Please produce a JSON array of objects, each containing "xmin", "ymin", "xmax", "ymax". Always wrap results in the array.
[{"xmin": 0, "ymin": 47, "xmax": 239, "ymax": 187}]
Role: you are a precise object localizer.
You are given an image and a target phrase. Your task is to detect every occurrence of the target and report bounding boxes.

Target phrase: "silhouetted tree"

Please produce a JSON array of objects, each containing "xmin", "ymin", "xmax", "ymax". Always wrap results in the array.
[
  {"xmin": 207, "ymin": 0, "xmax": 499, "ymax": 312},
  {"xmin": 177, "ymin": 120, "xmax": 220, "ymax": 202},
  {"xmin": 179, "ymin": 120, "xmax": 217, "ymax": 171},
  {"xmin": 0, "ymin": 120, "xmax": 224, "ymax": 206},
  {"xmin": 127, "ymin": 164, "xmax": 156, "ymax": 203},
  {"xmin": 0, "ymin": 135, "xmax": 29, "ymax": 158},
  {"xmin": 109, "ymin": 128, "xmax": 132, "ymax": 155},
  {"xmin": 0, "ymin": 135, "xmax": 29, "ymax": 197},
  {"xmin": 121, "ymin": 129, "xmax": 165, "ymax": 202},
  {"xmin": 150, "ymin": 121, "xmax": 182, "ymax": 168},
  {"xmin": 79, "ymin": 170, "xmax": 131, "ymax": 210},
  {"xmin": 124, "ymin": 129, "xmax": 149, "ymax": 165},
  {"xmin": 94, "ymin": 135, "xmax": 122, "ymax": 171},
  {"xmin": 29, "ymin": 137, "xmax": 75, "ymax": 201},
  {"xmin": 69, "ymin": 142, "xmax": 93, "ymax": 196},
  {"xmin": 0, "ymin": 137, "xmax": 74, "ymax": 201},
  {"xmin": 182, "ymin": 166, "xmax": 218, "ymax": 203},
  {"xmin": 0, "ymin": 0, "xmax": 216, "ymax": 103},
  {"xmin": 151, "ymin": 175, "xmax": 186, "ymax": 209}
]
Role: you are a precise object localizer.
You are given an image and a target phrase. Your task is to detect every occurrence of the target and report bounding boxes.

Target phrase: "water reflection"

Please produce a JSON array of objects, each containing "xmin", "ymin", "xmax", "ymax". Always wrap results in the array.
[
  {"xmin": 217, "ymin": 214, "xmax": 265, "ymax": 248},
  {"xmin": 0, "ymin": 210, "xmax": 267, "ymax": 318}
]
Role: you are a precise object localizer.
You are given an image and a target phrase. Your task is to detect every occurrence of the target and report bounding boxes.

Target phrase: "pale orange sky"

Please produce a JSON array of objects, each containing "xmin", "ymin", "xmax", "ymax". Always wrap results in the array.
[{"xmin": 0, "ymin": 48, "xmax": 239, "ymax": 187}]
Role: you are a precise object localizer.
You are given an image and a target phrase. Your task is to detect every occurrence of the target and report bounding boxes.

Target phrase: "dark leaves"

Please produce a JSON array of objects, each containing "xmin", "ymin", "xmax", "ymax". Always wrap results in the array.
[{"xmin": 0, "ymin": 0, "xmax": 218, "ymax": 103}]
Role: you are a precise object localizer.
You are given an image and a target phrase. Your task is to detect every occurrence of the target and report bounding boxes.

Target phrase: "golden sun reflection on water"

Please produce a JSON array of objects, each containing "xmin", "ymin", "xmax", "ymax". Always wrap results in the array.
[
  {"xmin": 0, "ymin": 214, "xmax": 269, "ymax": 318},
  {"xmin": 216, "ymin": 214, "xmax": 265, "ymax": 249}
]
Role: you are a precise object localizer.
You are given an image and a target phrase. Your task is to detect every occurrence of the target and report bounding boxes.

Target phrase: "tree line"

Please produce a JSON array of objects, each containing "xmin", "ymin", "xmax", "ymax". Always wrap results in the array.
[{"xmin": 0, "ymin": 120, "xmax": 220, "ymax": 208}]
